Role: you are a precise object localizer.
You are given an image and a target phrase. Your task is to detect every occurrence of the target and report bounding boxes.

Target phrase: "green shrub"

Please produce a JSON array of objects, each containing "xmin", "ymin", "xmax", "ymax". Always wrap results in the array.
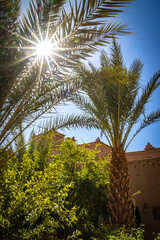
[
  {"xmin": 107, "ymin": 227, "xmax": 144, "ymax": 240},
  {"xmin": 92, "ymin": 225, "xmax": 144, "ymax": 240},
  {"xmin": 0, "ymin": 139, "xmax": 110, "ymax": 239},
  {"xmin": 154, "ymin": 233, "xmax": 160, "ymax": 240}
]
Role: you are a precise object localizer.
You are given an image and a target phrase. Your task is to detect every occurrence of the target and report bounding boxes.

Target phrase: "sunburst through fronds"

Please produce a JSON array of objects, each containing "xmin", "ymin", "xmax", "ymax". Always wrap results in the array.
[
  {"xmin": 16, "ymin": 29, "xmax": 75, "ymax": 75},
  {"xmin": 36, "ymin": 40, "xmax": 53, "ymax": 58},
  {"xmin": 3, "ymin": 0, "xmax": 134, "ymax": 85},
  {"xmin": 7, "ymin": 12, "xmax": 79, "ymax": 82}
]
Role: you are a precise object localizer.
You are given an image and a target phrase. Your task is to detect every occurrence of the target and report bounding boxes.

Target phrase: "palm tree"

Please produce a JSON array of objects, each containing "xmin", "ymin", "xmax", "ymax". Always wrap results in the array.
[
  {"xmin": 71, "ymin": 40, "xmax": 160, "ymax": 227},
  {"xmin": 0, "ymin": 0, "xmax": 133, "ymax": 153}
]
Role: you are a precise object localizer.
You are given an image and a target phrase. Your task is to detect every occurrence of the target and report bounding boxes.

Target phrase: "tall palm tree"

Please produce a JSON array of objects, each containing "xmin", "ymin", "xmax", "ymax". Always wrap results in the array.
[
  {"xmin": 0, "ymin": 0, "xmax": 133, "ymax": 153},
  {"xmin": 71, "ymin": 40, "xmax": 160, "ymax": 227}
]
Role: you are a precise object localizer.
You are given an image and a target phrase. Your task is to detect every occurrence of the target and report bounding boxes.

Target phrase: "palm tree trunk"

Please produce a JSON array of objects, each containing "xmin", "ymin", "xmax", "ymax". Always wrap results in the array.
[{"xmin": 108, "ymin": 146, "xmax": 135, "ymax": 227}]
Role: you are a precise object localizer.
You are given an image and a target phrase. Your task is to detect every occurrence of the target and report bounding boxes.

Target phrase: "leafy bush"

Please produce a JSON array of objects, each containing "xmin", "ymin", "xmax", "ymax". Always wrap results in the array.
[
  {"xmin": 107, "ymin": 227, "xmax": 144, "ymax": 240},
  {"xmin": 92, "ymin": 225, "xmax": 144, "ymax": 240},
  {"xmin": 0, "ymin": 139, "xmax": 109, "ymax": 239},
  {"xmin": 154, "ymin": 233, "xmax": 160, "ymax": 240}
]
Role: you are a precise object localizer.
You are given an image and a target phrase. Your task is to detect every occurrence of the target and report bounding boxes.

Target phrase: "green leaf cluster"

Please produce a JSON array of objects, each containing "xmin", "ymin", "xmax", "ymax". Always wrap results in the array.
[
  {"xmin": 0, "ymin": 139, "xmax": 109, "ymax": 239},
  {"xmin": 107, "ymin": 227, "xmax": 144, "ymax": 240},
  {"xmin": 91, "ymin": 225, "xmax": 144, "ymax": 240},
  {"xmin": 155, "ymin": 233, "xmax": 160, "ymax": 240}
]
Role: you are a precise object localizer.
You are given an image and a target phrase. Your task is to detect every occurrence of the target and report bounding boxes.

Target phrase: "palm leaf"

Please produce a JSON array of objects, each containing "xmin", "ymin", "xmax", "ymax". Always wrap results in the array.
[
  {"xmin": 123, "ymin": 70, "xmax": 160, "ymax": 146},
  {"xmin": 41, "ymin": 114, "xmax": 99, "ymax": 132},
  {"xmin": 125, "ymin": 110, "xmax": 160, "ymax": 150}
]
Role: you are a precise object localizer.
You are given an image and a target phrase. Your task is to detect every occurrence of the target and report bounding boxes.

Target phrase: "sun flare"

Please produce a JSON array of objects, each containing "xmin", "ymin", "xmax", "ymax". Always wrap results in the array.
[
  {"xmin": 36, "ymin": 40, "xmax": 54, "ymax": 58},
  {"xmin": 6, "ymin": 5, "xmax": 80, "ymax": 86}
]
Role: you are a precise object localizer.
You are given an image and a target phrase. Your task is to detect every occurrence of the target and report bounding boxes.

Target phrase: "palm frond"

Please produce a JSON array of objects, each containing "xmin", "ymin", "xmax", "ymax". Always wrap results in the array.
[
  {"xmin": 19, "ymin": 0, "xmax": 133, "ymax": 71},
  {"xmin": 123, "ymin": 70, "xmax": 160, "ymax": 146},
  {"xmin": 71, "ymin": 92, "xmax": 114, "ymax": 145},
  {"xmin": 100, "ymin": 50, "xmax": 110, "ymax": 68},
  {"xmin": 129, "ymin": 59, "xmax": 143, "ymax": 78},
  {"xmin": 0, "ymin": 73, "xmax": 81, "ymax": 149},
  {"xmin": 110, "ymin": 38, "xmax": 123, "ymax": 67},
  {"xmin": 125, "ymin": 110, "xmax": 160, "ymax": 150},
  {"xmin": 38, "ymin": 114, "xmax": 100, "ymax": 133}
]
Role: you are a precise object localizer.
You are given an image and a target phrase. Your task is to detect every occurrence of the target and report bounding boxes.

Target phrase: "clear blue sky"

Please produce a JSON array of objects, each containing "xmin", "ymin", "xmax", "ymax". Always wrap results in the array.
[{"xmin": 21, "ymin": 0, "xmax": 160, "ymax": 152}]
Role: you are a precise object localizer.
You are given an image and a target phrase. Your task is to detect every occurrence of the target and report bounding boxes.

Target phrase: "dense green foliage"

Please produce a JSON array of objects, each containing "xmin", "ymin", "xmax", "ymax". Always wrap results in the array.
[
  {"xmin": 0, "ymin": 139, "xmax": 109, "ymax": 239},
  {"xmin": 93, "ymin": 226, "xmax": 144, "ymax": 240},
  {"xmin": 106, "ymin": 227, "xmax": 144, "ymax": 240}
]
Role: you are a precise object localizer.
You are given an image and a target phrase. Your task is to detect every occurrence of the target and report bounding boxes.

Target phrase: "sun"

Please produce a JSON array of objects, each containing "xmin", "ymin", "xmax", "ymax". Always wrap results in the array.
[
  {"xmin": 36, "ymin": 40, "xmax": 54, "ymax": 59},
  {"xmin": 7, "ymin": 8, "xmax": 79, "ymax": 85}
]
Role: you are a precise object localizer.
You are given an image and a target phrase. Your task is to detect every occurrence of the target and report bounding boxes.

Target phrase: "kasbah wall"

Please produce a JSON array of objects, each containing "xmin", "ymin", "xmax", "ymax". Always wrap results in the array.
[{"xmin": 47, "ymin": 132, "xmax": 160, "ymax": 240}]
